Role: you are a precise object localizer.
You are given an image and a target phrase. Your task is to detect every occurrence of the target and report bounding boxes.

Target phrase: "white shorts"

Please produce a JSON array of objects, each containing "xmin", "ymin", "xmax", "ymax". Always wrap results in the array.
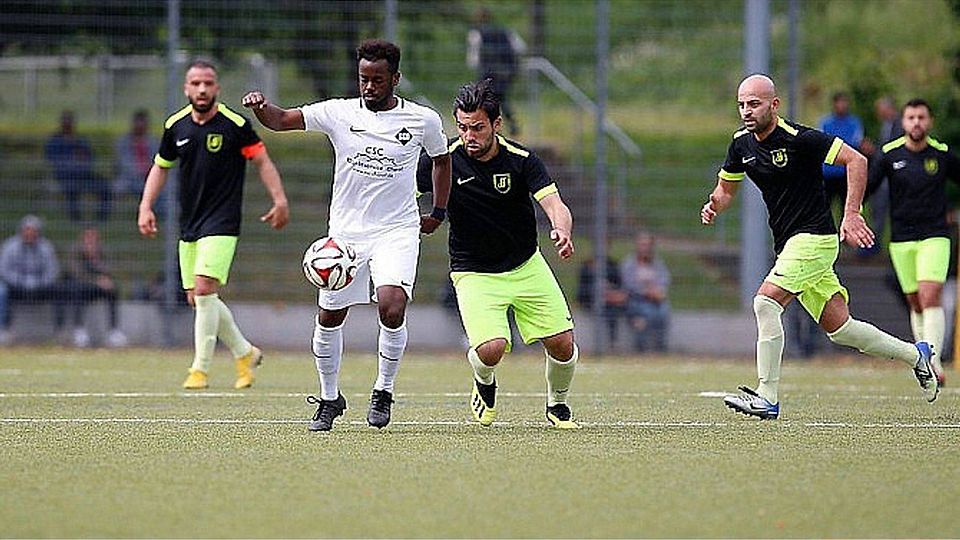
[{"xmin": 317, "ymin": 226, "xmax": 420, "ymax": 310}]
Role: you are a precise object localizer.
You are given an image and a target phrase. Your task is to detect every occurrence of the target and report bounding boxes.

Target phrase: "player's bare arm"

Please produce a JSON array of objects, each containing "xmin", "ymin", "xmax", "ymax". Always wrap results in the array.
[
  {"xmin": 834, "ymin": 143, "xmax": 875, "ymax": 248},
  {"xmin": 701, "ymin": 179, "xmax": 739, "ymax": 225},
  {"xmin": 538, "ymin": 193, "xmax": 575, "ymax": 259},
  {"xmin": 251, "ymin": 149, "xmax": 289, "ymax": 230},
  {"xmin": 137, "ymin": 164, "xmax": 169, "ymax": 238},
  {"xmin": 241, "ymin": 91, "xmax": 305, "ymax": 131},
  {"xmin": 420, "ymin": 153, "xmax": 451, "ymax": 234}
]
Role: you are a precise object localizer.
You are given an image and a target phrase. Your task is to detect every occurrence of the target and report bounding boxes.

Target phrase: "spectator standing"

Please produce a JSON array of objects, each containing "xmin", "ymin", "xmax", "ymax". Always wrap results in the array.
[
  {"xmin": 65, "ymin": 227, "xmax": 128, "ymax": 348},
  {"xmin": 0, "ymin": 215, "xmax": 67, "ymax": 344},
  {"xmin": 860, "ymin": 96, "xmax": 906, "ymax": 256},
  {"xmin": 467, "ymin": 8, "xmax": 524, "ymax": 134},
  {"xmin": 820, "ymin": 92, "xmax": 865, "ymax": 207},
  {"xmin": 620, "ymin": 232, "xmax": 671, "ymax": 352},
  {"xmin": 114, "ymin": 109, "xmax": 159, "ymax": 198},
  {"xmin": 44, "ymin": 111, "xmax": 111, "ymax": 222}
]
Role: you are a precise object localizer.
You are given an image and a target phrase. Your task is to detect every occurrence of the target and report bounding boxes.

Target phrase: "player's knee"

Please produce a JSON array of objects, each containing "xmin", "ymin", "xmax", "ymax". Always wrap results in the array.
[
  {"xmin": 753, "ymin": 295, "xmax": 784, "ymax": 340},
  {"xmin": 476, "ymin": 339, "xmax": 507, "ymax": 365},
  {"xmin": 378, "ymin": 304, "xmax": 406, "ymax": 329},
  {"xmin": 544, "ymin": 331, "xmax": 575, "ymax": 361}
]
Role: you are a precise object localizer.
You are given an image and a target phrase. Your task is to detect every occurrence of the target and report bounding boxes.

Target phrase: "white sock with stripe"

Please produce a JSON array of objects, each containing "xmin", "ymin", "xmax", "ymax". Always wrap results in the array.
[
  {"xmin": 374, "ymin": 321, "xmax": 407, "ymax": 393},
  {"xmin": 312, "ymin": 319, "xmax": 344, "ymax": 400},
  {"xmin": 467, "ymin": 348, "xmax": 496, "ymax": 385},
  {"xmin": 753, "ymin": 295, "xmax": 785, "ymax": 404},
  {"xmin": 922, "ymin": 306, "xmax": 945, "ymax": 372}
]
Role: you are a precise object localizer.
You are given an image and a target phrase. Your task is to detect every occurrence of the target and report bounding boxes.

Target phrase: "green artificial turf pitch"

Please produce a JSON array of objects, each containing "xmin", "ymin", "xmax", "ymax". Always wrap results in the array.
[{"xmin": 1, "ymin": 347, "xmax": 958, "ymax": 538}]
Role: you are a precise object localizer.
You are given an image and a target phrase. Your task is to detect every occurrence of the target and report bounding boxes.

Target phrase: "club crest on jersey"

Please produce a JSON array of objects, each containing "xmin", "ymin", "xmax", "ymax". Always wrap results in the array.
[
  {"xmin": 493, "ymin": 173, "xmax": 511, "ymax": 193},
  {"xmin": 770, "ymin": 148, "xmax": 788, "ymax": 168},
  {"xmin": 206, "ymin": 133, "xmax": 223, "ymax": 153},
  {"xmin": 925, "ymin": 157, "xmax": 939, "ymax": 175},
  {"xmin": 395, "ymin": 127, "xmax": 412, "ymax": 145}
]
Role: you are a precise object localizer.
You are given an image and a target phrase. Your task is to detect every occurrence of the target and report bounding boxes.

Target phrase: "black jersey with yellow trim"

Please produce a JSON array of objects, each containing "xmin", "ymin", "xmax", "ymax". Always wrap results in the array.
[
  {"xmin": 719, "ymin": 117, "xmax": 840, "ymax": 253},
  {"xmin": 155, "ymin": 104, "xmax": 263, "ymax": 241},
  {"xmin": 417, "ymin": 135, "xmax": 556, "ymax": 273},
  {"xmin": 868, "ymin": 136, "xmax": 960, "ymax": 242}
]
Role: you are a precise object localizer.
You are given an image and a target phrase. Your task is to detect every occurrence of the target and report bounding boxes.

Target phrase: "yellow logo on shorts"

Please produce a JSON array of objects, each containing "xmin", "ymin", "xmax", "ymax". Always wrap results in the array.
[
  {"xmin": 493, "ymin": 173, "xmax": 511, "ymax": 194},
  {"xmin": 771, "ymin": 148, "xmax": 788, "ymax": 168},
  {"xmin": 206, "ymin": 133, "xmax": 223, "ymax": 153},
  {"xmin": 924, "ymin": 157, "xmax": 938, "ymax": 175}
]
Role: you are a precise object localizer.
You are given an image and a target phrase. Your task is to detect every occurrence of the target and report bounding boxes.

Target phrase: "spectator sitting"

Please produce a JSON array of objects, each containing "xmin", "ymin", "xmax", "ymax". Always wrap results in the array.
[
  {"xmin": 819, "ymin": 92, "xmax": 865, "ymax": 207},
  {"xmin": 64, "ymin": 227, "xmax": 127, "ymax": 348},
  {"xmin": 113, "ymin": 109, "xmax": 159, "ymax": 199},
  {"xmin": 44, "ymin": 110, "xmax": 111, "ymax": 222},
  {"xmin": 620, "ymin": 231, "xmax": 671, "ymax": 352},
  {"xmin": 577, "ymin": 255, "xmax": 627, "ymax": 344},
  {"xmin": 0, "ymin": 215, "xmax": 68, "ymax": 345}
]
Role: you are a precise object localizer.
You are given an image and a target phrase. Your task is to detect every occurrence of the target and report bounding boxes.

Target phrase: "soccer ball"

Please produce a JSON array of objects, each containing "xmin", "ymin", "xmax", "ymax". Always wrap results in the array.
[{"xmin": 302, "ymin": 236, "xmax": 358, "ymax": 291}]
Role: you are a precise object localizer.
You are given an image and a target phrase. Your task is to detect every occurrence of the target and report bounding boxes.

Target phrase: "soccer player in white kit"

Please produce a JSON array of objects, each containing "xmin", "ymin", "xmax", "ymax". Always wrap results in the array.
[{"xmin": 242, "ymin": 39, "xmax": 451, "ymax": 431}]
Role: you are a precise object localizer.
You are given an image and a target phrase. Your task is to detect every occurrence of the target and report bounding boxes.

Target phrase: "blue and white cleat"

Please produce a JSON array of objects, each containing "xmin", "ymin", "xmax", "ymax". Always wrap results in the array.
[
  {"xmin": 723, "ymin": 385, "xmax": 779, "ymax": 420},
  {"xmin": 913, "ymin": 342, "xmax": 940, "ymax": 403}
]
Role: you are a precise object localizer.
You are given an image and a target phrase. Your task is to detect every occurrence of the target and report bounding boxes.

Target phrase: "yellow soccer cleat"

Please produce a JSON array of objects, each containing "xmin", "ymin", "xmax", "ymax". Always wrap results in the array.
[
  {"xmin": 234, "ymin": 346, "xmax": 263, "ymax": 389},
  {"xmin": 182, "ymin": 368, "xmax": 208, "ymax": 390},
  {"xmin": 546, "ymin": 404, "xmax": 581, "ymax": 429},
  {"xmin": 471, "ymin": 378, "xmax": 497, "ymax": 427}
]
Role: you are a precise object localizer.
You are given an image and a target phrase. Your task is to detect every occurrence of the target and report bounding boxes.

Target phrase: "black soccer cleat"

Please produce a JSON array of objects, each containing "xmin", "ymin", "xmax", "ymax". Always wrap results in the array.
[
  {"xmin": 545, "ymin": 403, "xmax": 581, "ymax": 429},
  {"xmin": 306, "ymin": 393, "xmax": 347, "ymax": 432},
  {"xmin": 367, "ymin": 389, "xmax": 394, "ymax": 429}
]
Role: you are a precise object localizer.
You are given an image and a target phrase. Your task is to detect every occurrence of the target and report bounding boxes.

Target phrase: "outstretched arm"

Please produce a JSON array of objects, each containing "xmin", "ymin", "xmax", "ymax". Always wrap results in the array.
[
  {"xmin": 700, "ymin": 179, "xmax": 740, "ymax": 225},
  {"xmin": 538, "ymin": 193, "xmax": 574, "ymax": 259},
  {"xmin": 835, "ymin": 143, "xmax": 874, "ymax": 248},
  {"xmin": 241, "ymin": 91, "xmax": 305, "ymax": 131},
  {"xmin": 251, "ymin": 149, "xmax": 289, "ymax": 230}
]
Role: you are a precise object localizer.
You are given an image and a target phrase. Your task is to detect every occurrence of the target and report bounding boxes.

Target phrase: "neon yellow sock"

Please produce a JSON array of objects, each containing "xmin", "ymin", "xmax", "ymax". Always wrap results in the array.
[
  {"xmin": 922, "ymin": 306, "xmax": 945, "ymax": 372},
  {"xmin": 467, "ymin": 348, "xmax": 496, "ymax": 385},
  {"xmin": 545, "ymin": 344, "xmax": 578, "ymax": 406},
  {"xmin": 214, "ymin": 296, "xmax": 251, "ymax": 358},
  {"xmin": 191, "ymin": 294, "xmax": 220, "ymax": 373},
  {"xmin": 909, "ymin": 310, "xmax": 925, "ymax": 342},
  {"xmin": 754, "ymin": 295, "xmax": 784, "ymax": 404},
  {"xmin": 828, "ymin": 317, "xmax": 918, "ymax": 367}
]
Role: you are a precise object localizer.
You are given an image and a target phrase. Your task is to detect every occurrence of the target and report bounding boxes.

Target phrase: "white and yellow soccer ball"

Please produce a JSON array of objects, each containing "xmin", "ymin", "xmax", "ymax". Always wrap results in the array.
[{"xmin": 302, "ymin": 236, "xmax": 358, "ymax": 291}]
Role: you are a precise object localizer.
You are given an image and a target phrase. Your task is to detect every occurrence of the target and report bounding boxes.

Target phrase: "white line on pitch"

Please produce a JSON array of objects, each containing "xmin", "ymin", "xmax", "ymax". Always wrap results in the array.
[
  {"xmin": 0, "ymin": 391, "xmax": 656, "ymax": 399},
  {"xmin": 2, "ymin": 418, "xmax": 959, "ymax": 429}
]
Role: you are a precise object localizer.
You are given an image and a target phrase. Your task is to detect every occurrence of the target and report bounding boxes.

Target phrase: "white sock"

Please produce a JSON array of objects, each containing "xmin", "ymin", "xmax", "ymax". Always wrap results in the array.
[
  {"xmin": 213, "ymin": 295, "xmax": 251, "ymax": 358},
  {"xmin": 374, "ymin": 321, "xmax": 407, "ymax": 393},
  {"xmin": 312, "ymin": 319, "xmax": 344, "ymax": 400},
  {"xmin": 828, "ymin": 317, "xmax": 919, "ymax": 367},
  {"xmin": 467, "ymin": 348, "xmax": 496, "ymax": 385},
  {"xmin": 545, "ymin": 344, "xmax": 578, "ymax": 406},
  {"xmin": 753, "ymin": 295, "xmax": 785, "ymax": 404},
  {"xmin": 922, "ymin": 306, "xmax": 945, "ymax": 372},
  {"xmin": 909, "ymin": 310, "xmax": 925, "ymax": 342},
  {"xmin": 191, "ymin": 294, "xmax": 219, "ymax": 373}
]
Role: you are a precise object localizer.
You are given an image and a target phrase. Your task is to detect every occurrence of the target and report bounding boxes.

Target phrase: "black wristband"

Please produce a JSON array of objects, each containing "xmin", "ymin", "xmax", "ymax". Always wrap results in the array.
[{"xmin": 430, "ymin": 207, "xmax": 447, "ymax": 221}]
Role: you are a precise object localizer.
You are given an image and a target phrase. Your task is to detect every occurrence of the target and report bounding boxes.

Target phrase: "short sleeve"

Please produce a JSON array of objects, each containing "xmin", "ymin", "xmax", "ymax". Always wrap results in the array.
[
  {"xmin": 237, "ymin": 119, "xmax": 264, "ymax": 160},
  {"xmin": 719, "ymin": 140, "xmax": 745, "ymax": 182},
  {"xmin": 300, "ymin": 101, "xmax": 337, "ymax": 134},
  {"xmin": 415, "ymin": 149, "xmax": 434, "ymax": 195},
  {"xmin": 421, "ymin": 108, "xmax": 448, "ymax": 158},
  {"xmin": 797, "ymin": 129, "xmax": 843, "ymax": 165},
  {"xmin": 524, "ymin": 153, "xmax": 556, "ymax": 201},
  {"xmin": 154, "ymin": 127, "xmax": 178, "ymax": 168}
]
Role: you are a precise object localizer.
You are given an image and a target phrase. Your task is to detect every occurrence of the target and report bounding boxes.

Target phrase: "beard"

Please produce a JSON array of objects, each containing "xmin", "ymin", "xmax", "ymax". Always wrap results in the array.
[
  {"xmin": 908, "ymin": 129, "xmax": 926, "ymax": 142},
  {"xmin": 190, "ymin": 95, "xmax": 217, "ymax": 113}
]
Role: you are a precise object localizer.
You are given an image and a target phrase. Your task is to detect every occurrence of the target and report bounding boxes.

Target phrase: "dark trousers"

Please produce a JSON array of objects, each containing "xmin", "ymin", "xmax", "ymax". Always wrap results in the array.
[
  {"xmin": 0, "ymin": 283, "xmax": 69, "ymax": 329},
  {"xmin": 67, "ymin": 281, "xmax": 119, "ymax": 329}
]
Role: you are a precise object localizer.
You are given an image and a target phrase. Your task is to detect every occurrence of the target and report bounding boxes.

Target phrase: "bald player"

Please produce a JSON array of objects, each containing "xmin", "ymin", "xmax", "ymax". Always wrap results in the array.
[{"xmin": 701, "ymin": 74, "xmax": 939, "ymax": 419}]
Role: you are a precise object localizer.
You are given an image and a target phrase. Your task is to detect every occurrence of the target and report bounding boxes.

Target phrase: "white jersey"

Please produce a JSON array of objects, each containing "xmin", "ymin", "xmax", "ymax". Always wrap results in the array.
[{"xmin": 300, "ymin": 97, "xmax": 447, "ymax": 239}]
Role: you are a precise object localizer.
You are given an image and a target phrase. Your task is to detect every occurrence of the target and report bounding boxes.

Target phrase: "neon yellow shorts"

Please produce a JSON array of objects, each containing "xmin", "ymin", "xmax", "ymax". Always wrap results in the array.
[
  {"xmin": 451, "ymin": 250, "xmax": 573, "ymax": 351},
  {"xmin": 889, "ymin": 236, "xmax": 951, "ymax": 294},
  {"xmin": 765, "ymin": 233, "xmax": 848, "ymax": 322},
  {"xmin": 179, "ymin": 235, "xmax": 238, "ymax": 289}
]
